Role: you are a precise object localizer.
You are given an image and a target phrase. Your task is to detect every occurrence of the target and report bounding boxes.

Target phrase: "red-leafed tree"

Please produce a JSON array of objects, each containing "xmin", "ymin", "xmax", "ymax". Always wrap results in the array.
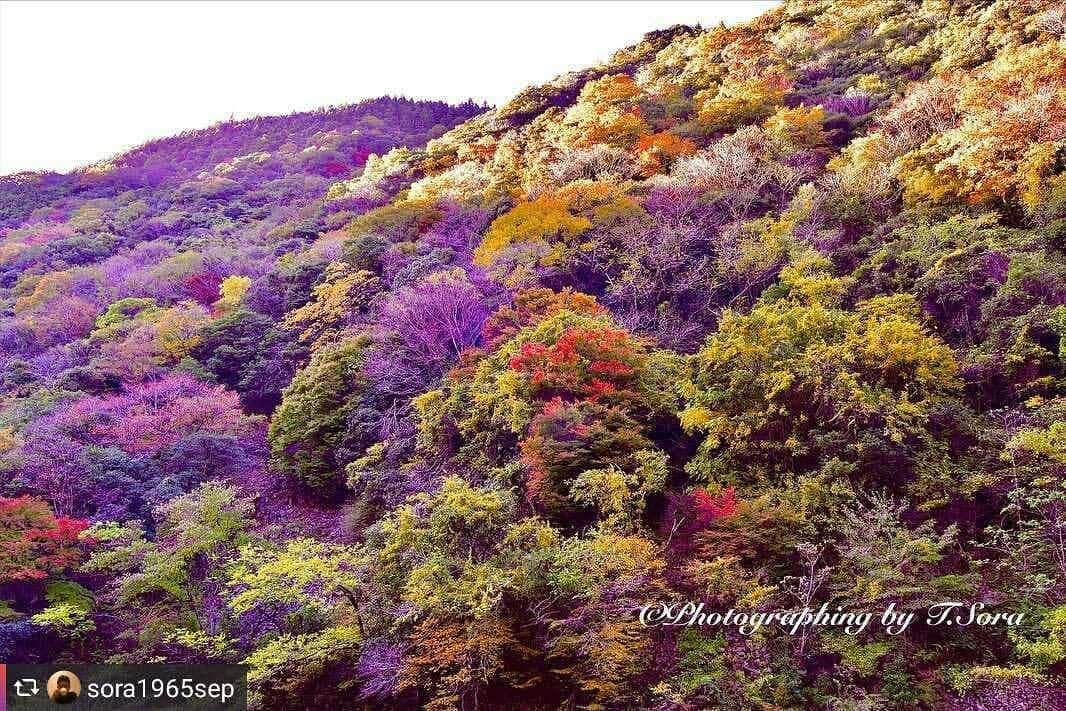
[
  {"xmin": 500, "ymin": 311, "xmax": 679, "ymax": 523},
  {"xmin": 692, "ymin": 486, "xmax": 739, "ymax": 524},
  {"xmin": 0, "ymin": 496, "xmax": 87, "ymax": 584}
]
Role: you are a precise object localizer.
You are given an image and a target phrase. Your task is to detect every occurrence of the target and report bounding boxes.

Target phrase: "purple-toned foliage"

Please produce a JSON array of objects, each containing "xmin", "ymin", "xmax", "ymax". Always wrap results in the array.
[
  {"xmin": 368, "ymin": 270, "xmax": 490, "ymax": 391},
  {"xmin": 796, "ymin": 63, "xmax": 834, "ymax": 85},
  {"xmin": 641, "ymin": 186, "xmax": 726, "ymax": 226},
  {"xmin": 357, "ymin": 637, "xmax": 408, "ymax": 699},
  {"xmin": 781, "ymin": 149, "xmax": 831, "ymax": 180},
  {"xmin": 947, "ymin": 679, "xmax": 1066, "ymax": 711},
  {"xmin": 1, "ymin": 5, "xmax": 1065, "ymax": 709},
  {"xmin": 812, "ymin": 93, "xmax": 873, "ymax": 116},
  {"xmin": 16, "ymin": 375, "xmax": 262, "ymax": 517},
  {"xmin": 420, "ymin": 203, "xmax": 493, "ymax": 258}
]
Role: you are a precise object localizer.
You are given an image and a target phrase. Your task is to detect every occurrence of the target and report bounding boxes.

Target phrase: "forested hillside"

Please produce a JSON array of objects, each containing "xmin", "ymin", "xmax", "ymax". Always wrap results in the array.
[{"xmin": 1, "ymin": 1, "xmax": 1064, "ymax": 709}]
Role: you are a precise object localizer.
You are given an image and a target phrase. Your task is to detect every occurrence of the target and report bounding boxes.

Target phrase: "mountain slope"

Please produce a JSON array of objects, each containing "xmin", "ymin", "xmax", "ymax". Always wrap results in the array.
[
  {"xmin": 0, "ymin": 98, "xmax": 482, "ymax": 402},
  {"xmin": 1, "ymin": 2, "xmax": 1065, "ymax": 710}
]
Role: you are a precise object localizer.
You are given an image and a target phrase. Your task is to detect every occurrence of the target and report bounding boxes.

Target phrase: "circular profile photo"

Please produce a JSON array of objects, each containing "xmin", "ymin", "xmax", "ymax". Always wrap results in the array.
[{"xmin": 46, "ymin": 670, "xmax": 81, "ymax": 704}]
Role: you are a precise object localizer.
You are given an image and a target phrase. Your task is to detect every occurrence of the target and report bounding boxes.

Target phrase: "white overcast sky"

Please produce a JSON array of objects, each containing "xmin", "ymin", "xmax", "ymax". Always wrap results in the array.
[{"xmin": 0, "ymin": 1, "xmax": 779, "ymax": 175}]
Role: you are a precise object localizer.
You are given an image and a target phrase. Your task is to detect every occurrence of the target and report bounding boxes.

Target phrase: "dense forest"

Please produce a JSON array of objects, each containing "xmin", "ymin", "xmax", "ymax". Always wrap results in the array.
[{"xmin": 1, "ymin": 1, "xmax": 1064, "ymax": 708}]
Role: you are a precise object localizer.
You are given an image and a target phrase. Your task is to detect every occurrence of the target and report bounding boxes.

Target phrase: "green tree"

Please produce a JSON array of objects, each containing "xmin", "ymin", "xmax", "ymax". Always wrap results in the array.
[
  {"xmin": 268, "ymin": 335, "xmax": 370, "ymax": 493},
  {"xmin": 227, "ymin": 538, "xmax": 365, "ymax": 637},
  {"xmin": 84, "ymin": 482, "xmax": 255, "ymax": 659},
  {"xmin": 681, "ymin": 253, "xmax": 960, "ymax": 492}
]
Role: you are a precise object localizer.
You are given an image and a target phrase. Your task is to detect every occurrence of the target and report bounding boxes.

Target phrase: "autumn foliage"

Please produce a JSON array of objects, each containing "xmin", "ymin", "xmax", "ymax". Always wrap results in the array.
[
  {"xmin": 0, "ymin": 497, "xmax": 86, "ymax": 584},
  {"xmin": 1, "ymin": 1, "xmax": 1065, "ymax": 709}
]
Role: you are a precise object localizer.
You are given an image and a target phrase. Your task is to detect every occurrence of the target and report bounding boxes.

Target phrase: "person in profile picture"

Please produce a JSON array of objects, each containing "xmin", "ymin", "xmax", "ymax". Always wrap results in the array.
[{"xmin": 47, "ymin": 671, "xmax": 80, "ymax": 704}]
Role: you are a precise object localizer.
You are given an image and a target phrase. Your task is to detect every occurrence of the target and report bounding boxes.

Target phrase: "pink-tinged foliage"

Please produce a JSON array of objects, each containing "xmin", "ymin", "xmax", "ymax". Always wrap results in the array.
[
  {"xmin": 19, "ymin": 221, "xmax": 75, "ymax": 246},
  {"xmin": 350, "ymin": 147, "xmax": 374, "ymax": 166},
  {"xmin": 1, "ymin": 6, "xmax": 1065, "ymax": 708},
  {"xmin": 28, "ymin": 297, "xmax": 100, "ymax": 347},
  {"xmin": 38, "ymin": 374, "xmax": 255, "ymax": 455},
  {"xmin": 18, "ymin": 375, "xmax": 263, "ymax": 516},
  {"xmin": 181, "ymin": 272, "xmax": 225, "ymax": 305},
  {"xmin": 16, "ymin": 431, "xmax": 83, "ymax": 517}
]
